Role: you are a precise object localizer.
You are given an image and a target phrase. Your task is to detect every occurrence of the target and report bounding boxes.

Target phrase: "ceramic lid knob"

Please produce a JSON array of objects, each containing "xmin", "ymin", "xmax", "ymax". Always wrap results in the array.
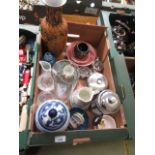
[{"xmin": 48, "ymin": 109, "xmax": 57, "ymax": 118}]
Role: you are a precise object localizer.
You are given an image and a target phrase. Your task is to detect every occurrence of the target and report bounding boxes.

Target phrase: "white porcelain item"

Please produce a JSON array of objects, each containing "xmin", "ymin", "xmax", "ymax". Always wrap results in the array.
[
  {"xmin": 70, "ymin": 87, "xmax": 94, "ymax": 110},
  {"xmin": 41, "ymin": 0, "xmax": 67, "ymax": 7},
  {"xmin": 97, "ymin": 115, "xmax": 116, "ymax": 129},
  {"xmin": 87, "ymin": 72, "xmax": 108, "ymax": 94}
]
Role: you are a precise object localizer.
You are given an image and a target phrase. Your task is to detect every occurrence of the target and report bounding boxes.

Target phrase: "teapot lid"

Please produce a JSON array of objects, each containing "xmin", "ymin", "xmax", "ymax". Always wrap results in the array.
[
  {"xmin": 35, "ymin": 99, "xmax": 70, "ymax": 132},
  {"xmin": 87, "ymin": 72, "xmax": 108, "ymax": 93}
]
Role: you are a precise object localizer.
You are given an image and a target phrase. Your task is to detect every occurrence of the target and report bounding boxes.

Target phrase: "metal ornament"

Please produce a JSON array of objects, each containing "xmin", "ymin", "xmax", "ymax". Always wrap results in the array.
[
  {"xmin": 112, "ymin": 26, "xmax": 127, "ymax": 37},
  {"xmin": 92, "ymin": 58, "xmax": 104, "ymax": 72},
  {"xmin": 111, "ymin": 17, "xmax": 135, "ymax": 57}
]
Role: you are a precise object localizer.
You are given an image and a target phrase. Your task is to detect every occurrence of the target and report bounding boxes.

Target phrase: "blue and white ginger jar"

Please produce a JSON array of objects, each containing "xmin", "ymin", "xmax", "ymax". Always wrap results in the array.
[{"xmin": 35, "ymin": 99, "xmax": 70, "ymax": 132}]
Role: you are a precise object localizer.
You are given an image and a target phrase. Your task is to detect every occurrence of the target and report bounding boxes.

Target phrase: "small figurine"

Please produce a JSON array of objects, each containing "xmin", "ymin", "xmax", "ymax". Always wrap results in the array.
[{"xmin": 42, "ymin": 52, "xmax": 56, "ymax": 65}]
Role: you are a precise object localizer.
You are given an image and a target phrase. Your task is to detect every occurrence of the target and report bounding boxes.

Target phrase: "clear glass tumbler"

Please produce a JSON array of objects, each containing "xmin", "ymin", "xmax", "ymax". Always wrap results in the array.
[
  {"xmin": 37, "ymin": 91, "xmax": 54, "ymax": 105},
  {"xmin": 52, "ymin": 59, "xmax": 79, "ymax": 103}
]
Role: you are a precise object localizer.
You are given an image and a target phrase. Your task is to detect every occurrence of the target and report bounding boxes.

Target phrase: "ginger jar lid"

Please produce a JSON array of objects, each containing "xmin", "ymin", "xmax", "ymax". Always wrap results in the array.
[{"xmin": 35, "ymin": 99, "xmax": 70, "ymax": 132}]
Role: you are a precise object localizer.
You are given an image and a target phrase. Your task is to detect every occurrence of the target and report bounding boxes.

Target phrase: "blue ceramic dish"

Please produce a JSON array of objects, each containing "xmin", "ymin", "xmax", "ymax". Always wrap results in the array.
[{"xmin": 69, "ymin": 107, "xmax": 89, "ymax": 130}]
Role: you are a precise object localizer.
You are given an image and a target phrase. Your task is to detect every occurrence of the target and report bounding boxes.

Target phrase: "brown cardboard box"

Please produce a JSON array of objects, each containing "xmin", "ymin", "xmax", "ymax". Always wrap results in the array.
[{"xmin": 28, "ymin": 22, "xmax": 127, "ymax": 146}]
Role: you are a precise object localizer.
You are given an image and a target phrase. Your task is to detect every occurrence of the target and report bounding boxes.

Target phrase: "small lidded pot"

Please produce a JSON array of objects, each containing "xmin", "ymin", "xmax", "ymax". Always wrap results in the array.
[
  {"xmin": 91, "ymin": 90, "xmax": 121, "ymax": 115},
  {"xmin": 35, "ymin": 99, "xmax": 70, "ymax": 132}
]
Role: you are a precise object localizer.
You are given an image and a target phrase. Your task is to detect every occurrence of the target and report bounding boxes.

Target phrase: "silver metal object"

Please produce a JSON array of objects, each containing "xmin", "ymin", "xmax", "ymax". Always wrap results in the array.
[
  {"xmin": 87, "ymin": 72, "xmax": 108, "ymax": 94},
  {"xmin": 91, "ymin": 89, "xmax": 121, "ymax": 115},
  {"xmin": 115, "ymin": 20, "xmax": 131, "ymax": 32},
  {"xmin": 112, "ymin": 26, "xmax": 127, "ymax": 37}
]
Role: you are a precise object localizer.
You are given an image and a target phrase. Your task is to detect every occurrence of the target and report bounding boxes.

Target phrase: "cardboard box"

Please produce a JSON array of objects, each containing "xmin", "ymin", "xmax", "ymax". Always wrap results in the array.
[{"xmin": 27, "ymin": 22, "xmax": 128, "ymax": 147}]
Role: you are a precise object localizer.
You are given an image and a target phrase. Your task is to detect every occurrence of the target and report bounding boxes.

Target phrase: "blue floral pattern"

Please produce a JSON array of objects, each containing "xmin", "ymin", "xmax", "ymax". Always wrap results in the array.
[{"xmin": 35, "ymin": 100, "xmax": 70, "ymax": 132}]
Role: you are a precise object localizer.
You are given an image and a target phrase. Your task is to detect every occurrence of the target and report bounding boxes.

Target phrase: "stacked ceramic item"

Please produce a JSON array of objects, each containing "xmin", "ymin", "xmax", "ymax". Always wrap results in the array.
[{"xmin": 66, "ymin": 41, "xmax": 97, "ymax": 67}]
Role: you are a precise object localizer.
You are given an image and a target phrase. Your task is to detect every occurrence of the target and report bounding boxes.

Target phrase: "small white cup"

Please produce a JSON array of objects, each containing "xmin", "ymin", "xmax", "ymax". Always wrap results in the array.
[{"xmin": 77, "ymin": 87, "xmax": 94, "ymax": 103}]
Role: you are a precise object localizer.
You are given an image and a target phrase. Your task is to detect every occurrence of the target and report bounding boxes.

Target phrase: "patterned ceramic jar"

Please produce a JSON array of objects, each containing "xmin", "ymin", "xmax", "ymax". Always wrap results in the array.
[
  {"xmin": 91, "ymin": 89, "xmax": 121, "ymax": 115},
  {"xmin": 35, "ymin": 99, "xmax": 70, "ymax": 132}
]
